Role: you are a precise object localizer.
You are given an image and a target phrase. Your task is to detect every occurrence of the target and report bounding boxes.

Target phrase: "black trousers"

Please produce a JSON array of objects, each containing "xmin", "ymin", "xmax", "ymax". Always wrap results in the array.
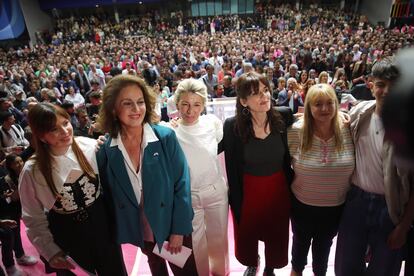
[
  {"xmin": 45, "ymin": 197, "xmax": 127, "ymax": 276},
  {"xmin": 141, "ymin": 235, "xmax": 198, "ymax": 276},
  {"xmin": 0, "ymin": 201, "xmax": 24, "ymax": 259},
  {"xmin": 0, "ymin": 227, "xmax": 15, "ymax": 269},
  {"xmin": 291, "ymin": 195, "xmax": 343, "ymax": 276}
]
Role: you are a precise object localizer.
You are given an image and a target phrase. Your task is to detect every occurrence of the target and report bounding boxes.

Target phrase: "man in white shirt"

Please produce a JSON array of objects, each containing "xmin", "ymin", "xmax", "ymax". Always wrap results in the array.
[
  {"xmin": 335, "ymin": 58, "xmax": 414, "ymax": 276},
  {"xmin": 88, "ymin": 62, "xmax": 105, "ymax": 89},
  {"xmin": 352, "ymin": 44, "xmax": 362, "ymax": 62}
]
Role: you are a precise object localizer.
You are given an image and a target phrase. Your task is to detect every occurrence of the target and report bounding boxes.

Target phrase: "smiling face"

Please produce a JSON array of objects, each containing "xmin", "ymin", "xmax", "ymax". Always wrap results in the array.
[
  {"xmin": 370, "ymin": 77, "xmax": 391, "ymax": 111},
  {"xmin": 177, "ymin": 92, "xmax": 204, "ymax": 125},
  {"xmin": 41, "ymin": 115, "xmax": 73, "ymax": 151},
  {"xmin": 309, "ymin": 93, "xmax": 337, "ymax": 124},
  {"xmin": 240, "ymin": 81, "xmax": 271, "ymax": 114},
  {"xmin": 115, "ymin": 84, "xmax": 146, "ymax": 129}
]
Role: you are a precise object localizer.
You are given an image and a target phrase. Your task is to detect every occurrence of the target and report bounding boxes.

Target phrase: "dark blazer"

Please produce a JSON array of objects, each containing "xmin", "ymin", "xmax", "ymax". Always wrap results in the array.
[
  {"xmin": 350, "ymin": 83, "xmax": 375, "ymax": 101},
  {"xmin": 75, "ymin": 72, "xmax": 91, "ymax": 94},
  {"xmin": 219, "ymin": 106, "xmax": 294, "ymax": 223},
  {"xmin": 96, "ymin": 124, "xmax": 193, "ymax": 250}
]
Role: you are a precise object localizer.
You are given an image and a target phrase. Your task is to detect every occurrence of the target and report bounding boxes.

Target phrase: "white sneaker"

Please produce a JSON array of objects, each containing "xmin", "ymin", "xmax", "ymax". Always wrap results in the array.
[
  {"xmin": 5, "ymin": 265, "xmax": 25, "ymax": 276},
  {"xmin": 16, "ymin": 255, "xmax": 38, "ymax": 266}
]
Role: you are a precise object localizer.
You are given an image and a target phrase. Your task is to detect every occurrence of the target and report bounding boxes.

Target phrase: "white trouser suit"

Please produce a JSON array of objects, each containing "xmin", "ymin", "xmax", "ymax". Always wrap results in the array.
[
  {"xmin": 191, "ymin": 180, "xmax": 229, "ymax": 276},
  {"xmin": 173, "ymin": 115, "xmax": 230, "ymax": 276}
]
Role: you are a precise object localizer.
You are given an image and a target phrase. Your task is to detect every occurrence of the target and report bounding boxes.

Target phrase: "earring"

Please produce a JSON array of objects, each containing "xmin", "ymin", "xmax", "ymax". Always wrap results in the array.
[{"xmin": 242, "ymin": 106, "xmax": 250, "ymax": 116}]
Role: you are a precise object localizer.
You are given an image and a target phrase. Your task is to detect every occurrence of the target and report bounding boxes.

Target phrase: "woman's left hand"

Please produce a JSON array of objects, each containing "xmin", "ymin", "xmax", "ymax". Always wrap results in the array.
[
  {"xmin": 167, "ymin": 234, "xmax": 183, "ymax": 254},
  {"xmin": 95, "ymin": 135, "xmax": 107, "ymax": 151}
]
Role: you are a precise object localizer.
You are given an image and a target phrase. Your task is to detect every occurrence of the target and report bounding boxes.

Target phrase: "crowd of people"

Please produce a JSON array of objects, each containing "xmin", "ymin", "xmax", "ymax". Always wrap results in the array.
[{"xmin": 0, "ymin": 2, "xmax": 413, "ymax": 276}]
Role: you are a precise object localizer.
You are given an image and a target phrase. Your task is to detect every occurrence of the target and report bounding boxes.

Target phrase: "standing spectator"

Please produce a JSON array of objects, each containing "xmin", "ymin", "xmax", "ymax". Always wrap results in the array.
[
  {"xmin": 0, "ymin": 154, "xmax": 38, "ymax": 272},
  {"xmin": 200, "ymin": 65, "xmax": 218, "ymax": 97},
  {"xmin": 74, "ymin": 65, "xmax": 91, "ymax": 95},
  {"xmin": 0, "ymin": 219, "xmax": 23, "ymax": 276},
  {"xmin": 142, "ymin": 62, "xmax": 157, "ymax": 86},
  {"xmin": 88, "ymin": 62, "xmax": 105, "ymax": 89}
]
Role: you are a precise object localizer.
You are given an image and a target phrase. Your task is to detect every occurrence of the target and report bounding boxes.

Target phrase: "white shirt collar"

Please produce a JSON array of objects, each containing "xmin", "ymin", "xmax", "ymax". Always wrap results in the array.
[
  {"xmin": 52, "ymin": 146, "xmax": 78, "ymax": 165},
  {"xmin": 110, "ymin": 123, "xmax": 159, "ymax": 148}
]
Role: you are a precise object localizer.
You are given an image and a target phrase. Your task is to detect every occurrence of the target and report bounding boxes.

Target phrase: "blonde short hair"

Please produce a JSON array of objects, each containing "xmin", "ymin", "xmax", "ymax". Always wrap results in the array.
[
  {"xmin": 301, "ymin": 83, "xmax": 343, "ymax": 152},
  {"xmin": 174, "ymin": 78, "xmax": 208, "ymax": 106}
]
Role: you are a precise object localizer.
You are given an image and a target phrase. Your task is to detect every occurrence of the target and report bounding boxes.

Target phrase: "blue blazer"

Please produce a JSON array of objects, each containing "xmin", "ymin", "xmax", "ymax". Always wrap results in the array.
[{"xmin": 96, "ymin": 124, "xmax": 193, "ymax": 250}]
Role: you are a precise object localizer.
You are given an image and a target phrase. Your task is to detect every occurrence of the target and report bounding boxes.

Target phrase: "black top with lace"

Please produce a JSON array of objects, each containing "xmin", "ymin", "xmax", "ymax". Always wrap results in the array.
[{"xmin": 53, "ymin": 174, "xmax": 99, "ymax": 213}]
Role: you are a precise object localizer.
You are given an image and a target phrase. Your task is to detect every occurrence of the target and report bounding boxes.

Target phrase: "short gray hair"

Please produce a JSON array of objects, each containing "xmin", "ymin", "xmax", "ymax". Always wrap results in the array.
[{"xmin": 174, "ymin": 78, "xmax": 208, "ymax": 106}]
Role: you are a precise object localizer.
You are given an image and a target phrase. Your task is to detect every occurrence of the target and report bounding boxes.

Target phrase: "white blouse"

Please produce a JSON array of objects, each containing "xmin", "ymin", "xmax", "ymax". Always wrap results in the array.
[
  {"xmin": 173, "ymin": 114, "xmax": 227, "ymax": 192},
  {"xmin": 19, "ymin": 137, "xmax": 98, "ymax": 261}
]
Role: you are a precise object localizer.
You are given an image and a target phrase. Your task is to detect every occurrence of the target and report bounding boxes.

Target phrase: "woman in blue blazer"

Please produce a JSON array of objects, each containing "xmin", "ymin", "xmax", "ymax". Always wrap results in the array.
[{"xmin": 96, "ymin": 75, "xmax": 197, "ymax": 276}]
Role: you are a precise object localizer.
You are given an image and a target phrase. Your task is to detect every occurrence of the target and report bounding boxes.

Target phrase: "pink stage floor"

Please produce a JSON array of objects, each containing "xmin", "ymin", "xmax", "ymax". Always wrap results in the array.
[{"xmin": 3, "ymin": 218, "xmax": 406, "ymax": 276}]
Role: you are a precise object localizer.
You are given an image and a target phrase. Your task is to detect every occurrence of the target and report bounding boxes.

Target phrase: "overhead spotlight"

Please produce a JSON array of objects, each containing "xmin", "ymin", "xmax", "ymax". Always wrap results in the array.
[
  {"xmin": 96, "ymin": 4, "xmax": 99, "ymax": 8},
  {"xmin": 139, "ymin": 1, "xmax": 143, "ymax": 4}
]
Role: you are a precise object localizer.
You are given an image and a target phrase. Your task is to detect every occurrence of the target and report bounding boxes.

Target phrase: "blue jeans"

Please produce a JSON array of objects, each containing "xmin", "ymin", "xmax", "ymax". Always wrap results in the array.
[{"xmin": 335, "ymin": 185, "xmax": 403, "ymax": 276}]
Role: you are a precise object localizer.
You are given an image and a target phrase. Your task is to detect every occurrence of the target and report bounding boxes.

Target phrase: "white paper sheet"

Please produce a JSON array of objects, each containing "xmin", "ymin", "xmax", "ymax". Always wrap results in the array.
[{"xmin": 152, "ymin": 242, "xmax": 192, "ymax": 268}]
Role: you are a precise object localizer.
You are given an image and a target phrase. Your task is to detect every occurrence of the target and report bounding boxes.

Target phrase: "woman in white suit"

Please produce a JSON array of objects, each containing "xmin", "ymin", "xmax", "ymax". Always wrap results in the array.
[{"xmin": 168, "ymin": 78, "xmax": 229, "ymax": 276}]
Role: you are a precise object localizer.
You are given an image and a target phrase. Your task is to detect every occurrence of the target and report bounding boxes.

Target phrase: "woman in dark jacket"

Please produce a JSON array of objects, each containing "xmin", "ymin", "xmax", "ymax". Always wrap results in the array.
[{"xmin": 219, "ymin": 71, "xmax": 293, "ymax": 276}]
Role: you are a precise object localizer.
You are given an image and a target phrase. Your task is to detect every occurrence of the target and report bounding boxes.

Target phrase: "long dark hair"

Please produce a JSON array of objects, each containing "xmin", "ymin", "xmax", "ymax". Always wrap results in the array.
[
  {"xmin": 235, "ymin": 71, "xmax": 285, "ymax": 143},
  {"xmin": 28, "ymin": 103, "xmax": 96, "ymax": 197}
]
